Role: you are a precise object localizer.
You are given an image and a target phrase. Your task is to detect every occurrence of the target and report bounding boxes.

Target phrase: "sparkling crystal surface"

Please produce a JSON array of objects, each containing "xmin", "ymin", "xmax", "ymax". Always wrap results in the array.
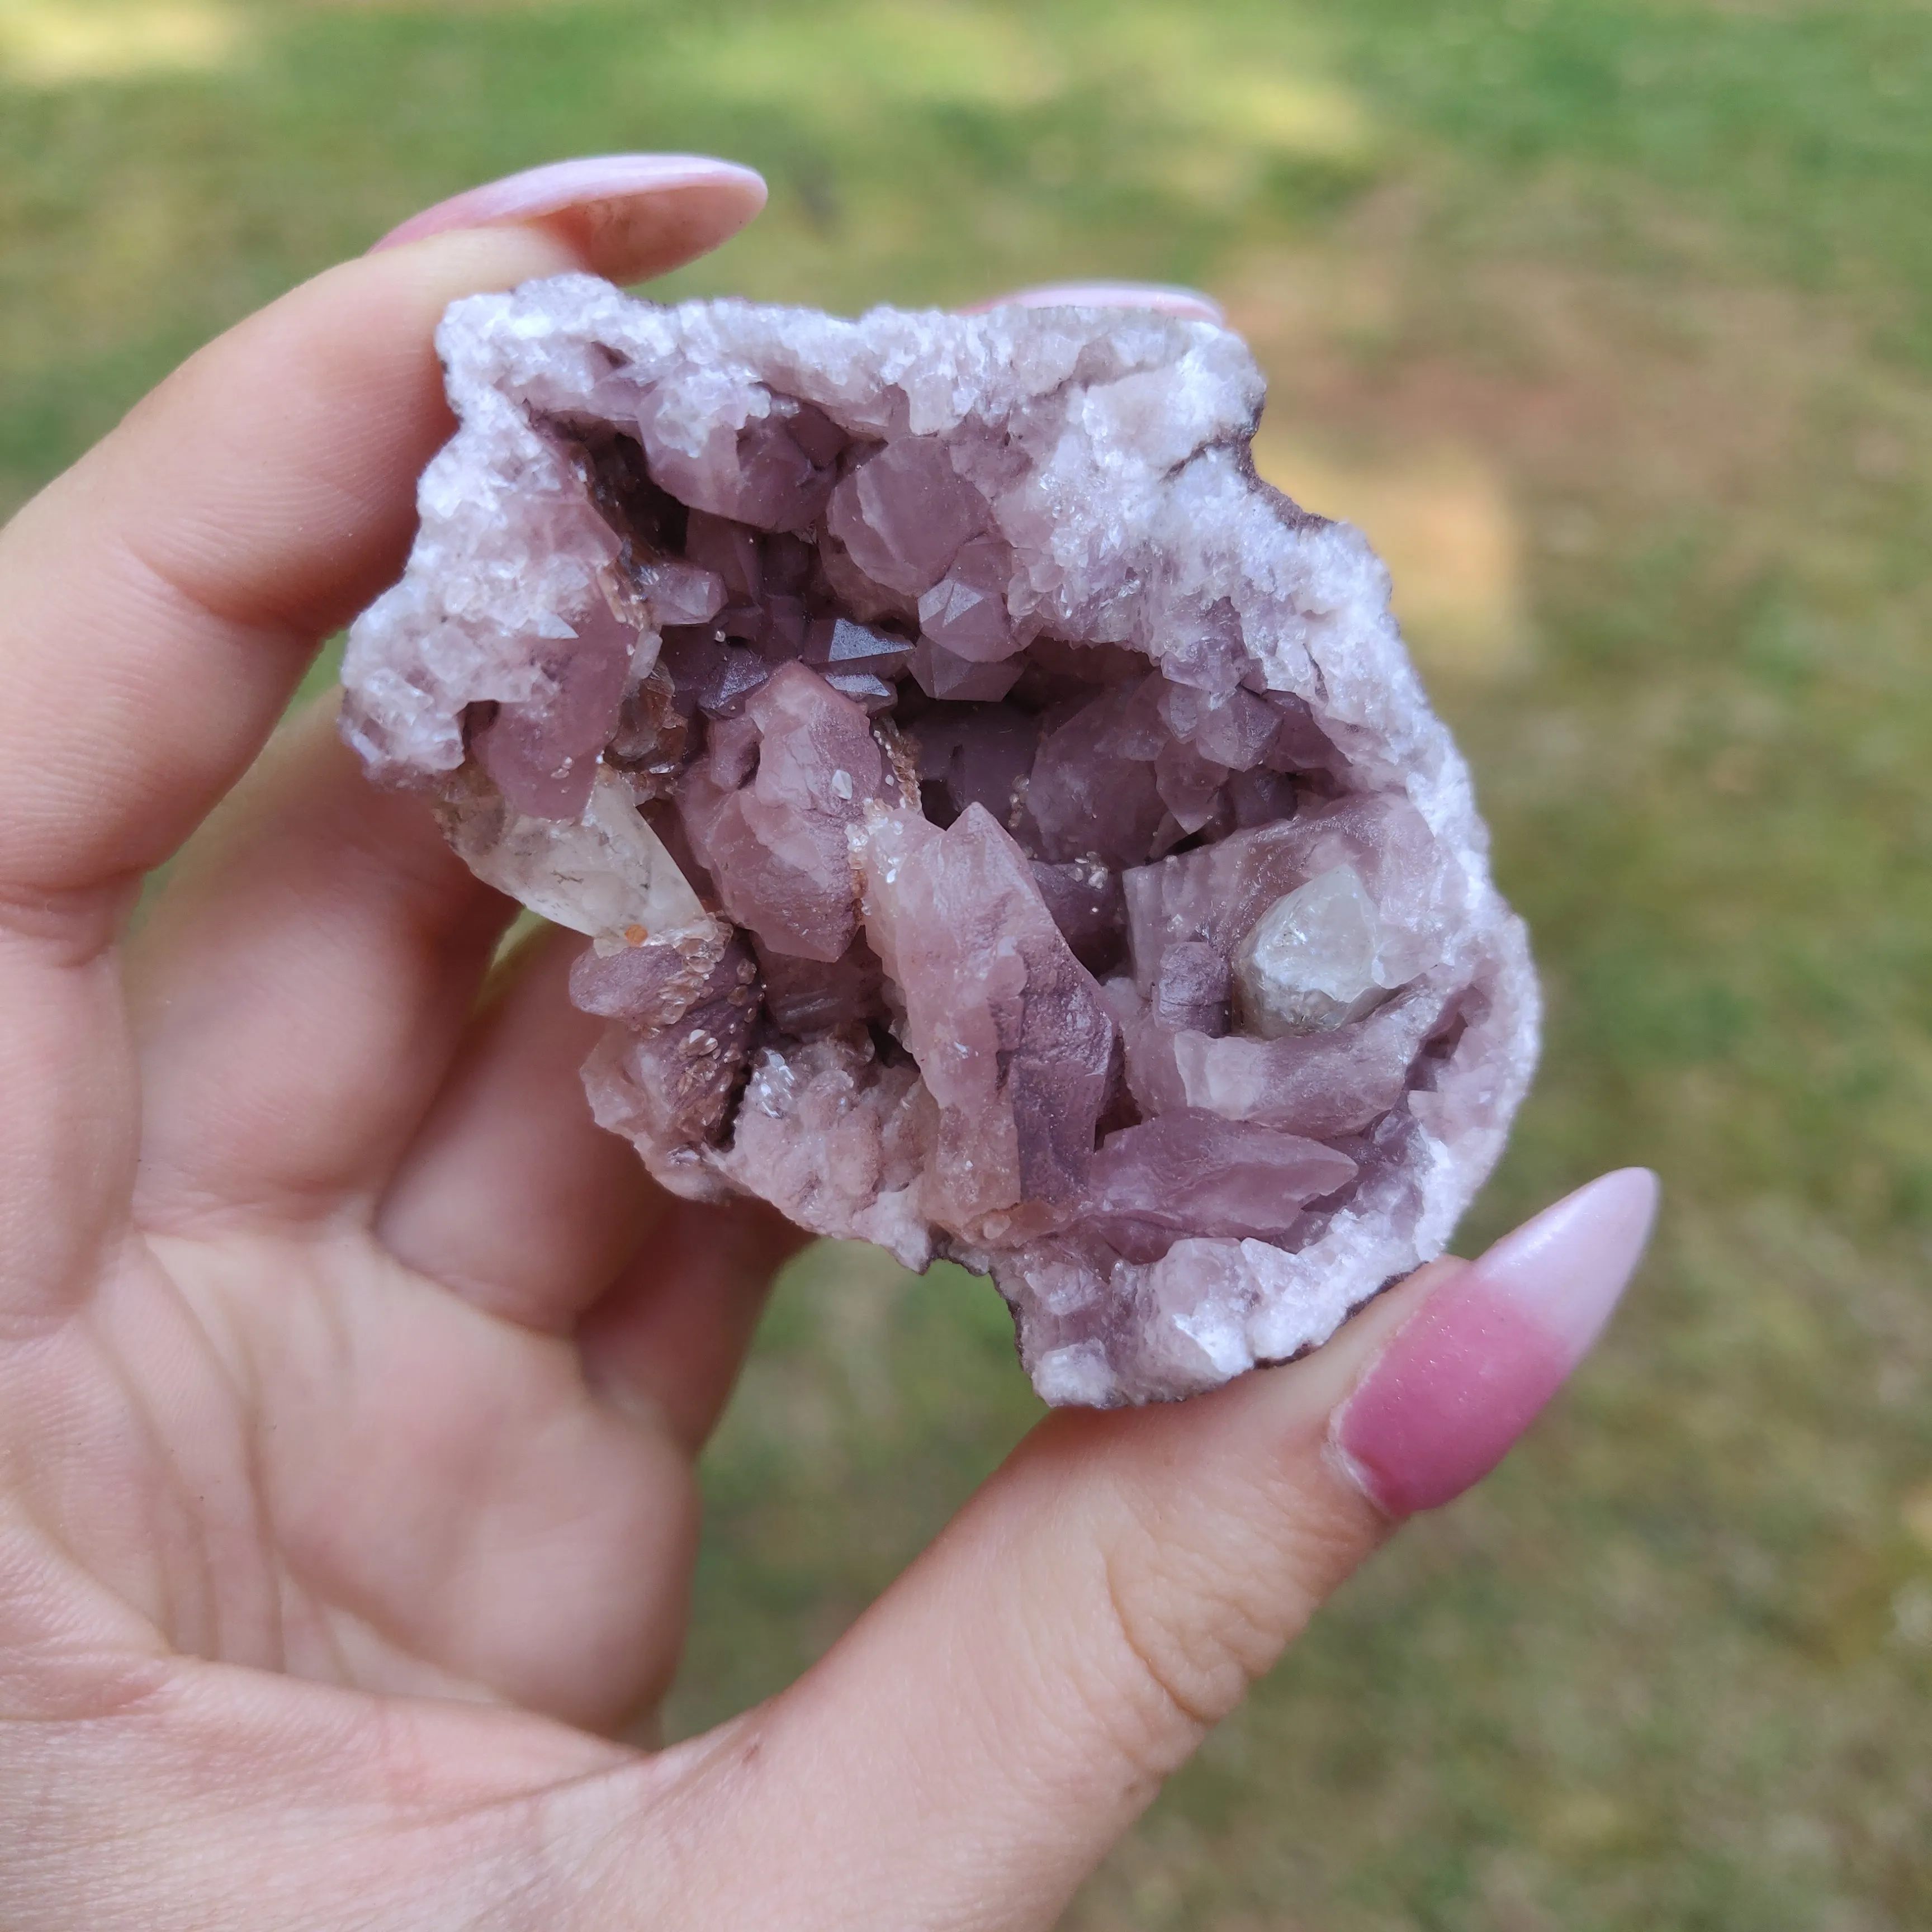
[{"xmin": 342, "ymin": 279, "xmax": 1540, "ymax": 1405}]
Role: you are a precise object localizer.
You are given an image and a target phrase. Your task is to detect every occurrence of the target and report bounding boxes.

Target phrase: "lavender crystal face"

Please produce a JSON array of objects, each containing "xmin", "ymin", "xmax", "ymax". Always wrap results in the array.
[{"xmin": 342, "ymin": 277, "xmax": 1539, "ymax": 1406}]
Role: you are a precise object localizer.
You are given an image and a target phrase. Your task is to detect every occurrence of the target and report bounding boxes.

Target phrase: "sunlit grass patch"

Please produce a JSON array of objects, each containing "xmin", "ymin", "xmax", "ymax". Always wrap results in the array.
[
  {"xmin": 1255, "ymin": 424, "xmax": 1530, "ymax": 679},
  {"xmin": 666, "ymin": 2, "xmax": 1067, "ymax": 112},
  {"xmin": 0, "ymin": 0, "xmax": 246, "ymax": 84}
]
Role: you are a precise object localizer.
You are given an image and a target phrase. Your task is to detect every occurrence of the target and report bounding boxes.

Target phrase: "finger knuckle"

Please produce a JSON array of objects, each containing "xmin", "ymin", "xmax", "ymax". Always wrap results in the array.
[{"xmin": 1085, "ymin": 1484, "xmax": 1376, "ymax": 1783}]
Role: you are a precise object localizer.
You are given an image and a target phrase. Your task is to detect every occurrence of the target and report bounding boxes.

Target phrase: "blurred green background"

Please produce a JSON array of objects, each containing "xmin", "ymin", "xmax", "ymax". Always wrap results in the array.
[{"xmin": 5, "ymin": 0, "xmax": 1932, "ymax": 1922}]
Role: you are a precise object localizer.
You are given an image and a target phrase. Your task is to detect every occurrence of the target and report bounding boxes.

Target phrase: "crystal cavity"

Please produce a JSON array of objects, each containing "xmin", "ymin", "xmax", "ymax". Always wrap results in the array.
[{"xmin": 340, "ymin": 280, "xmax": 1541, "ymax": 1405}]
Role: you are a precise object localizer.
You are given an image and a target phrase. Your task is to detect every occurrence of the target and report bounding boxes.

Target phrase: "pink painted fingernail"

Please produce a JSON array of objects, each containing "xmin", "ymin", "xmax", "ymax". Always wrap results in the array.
[
  {"xmin": 961, "ymin": 281, "xmax": 1225, "ymax": 324},
  {"xmin": 1330, "ymin": 1169, "xmax": 1659, "ymax": 1517},
  {"xmin": 370, "ymin": 155, "xmax": 768, "ymax": 282}
]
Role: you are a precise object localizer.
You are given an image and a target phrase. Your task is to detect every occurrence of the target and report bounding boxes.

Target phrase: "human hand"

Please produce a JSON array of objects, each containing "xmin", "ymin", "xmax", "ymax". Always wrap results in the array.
[{"xmin": 0, "ymin": 156, "xmax": 1658, "ymax": 1930}]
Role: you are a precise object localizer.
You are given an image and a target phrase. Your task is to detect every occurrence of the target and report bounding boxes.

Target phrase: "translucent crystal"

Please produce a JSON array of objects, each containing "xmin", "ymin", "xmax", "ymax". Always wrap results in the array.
[
  {"xmin": 1233, "ymin": 865, "xmax": 1398, "ymax": 1038},
  {"xmin": 439, "ymin": 766, "xmax": 708, "ymax": 946}
]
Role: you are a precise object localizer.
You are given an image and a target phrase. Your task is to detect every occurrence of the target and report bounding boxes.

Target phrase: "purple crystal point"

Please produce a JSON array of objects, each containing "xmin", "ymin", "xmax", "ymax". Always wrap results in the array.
[
  {"xmin": 908, "ymin": 636, "xmax": 1024, "ymax": 703},
  {"xmin": 679, "ymin": 661, "xmax": 888, "ymax": 963},
  {"xmin": 1083, "ymin": 1109, "xmax": 1359, "ymax": 1261},
  {"xmin": 342, "ymin": 281, "xmax": 1540, "ymax": 1405},
  {"xmin": 859, "ymin": 802, "xmax": 1117, "ymax": 1235},
  {"xmin": 470, "ymin": 595, "xmax": 635, "ymax": 821},
  {"xmin": 827, "ymin": 436, "xmax": 989, "ymax": 595},
  {"xmin": 916, "ymin": 534, "xmax": 1015, "ymax": 664}
]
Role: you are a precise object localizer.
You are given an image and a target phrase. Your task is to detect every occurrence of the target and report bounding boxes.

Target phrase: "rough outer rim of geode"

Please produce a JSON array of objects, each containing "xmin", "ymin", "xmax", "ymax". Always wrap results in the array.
[{"xmin": 341, "ymin": 274, "xmax": 1540, "ymax": 1408}]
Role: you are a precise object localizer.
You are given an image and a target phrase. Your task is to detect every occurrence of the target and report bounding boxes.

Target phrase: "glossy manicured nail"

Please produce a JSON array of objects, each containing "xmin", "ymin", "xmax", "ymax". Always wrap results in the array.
[
  {"xmin": 962, "ymin": 280, "xmax": 1225, "ymax": 324},
  {"xmin": 1330, "ymin": 1168, "xmax": 1659, "ymax": 1517},
  {"xmin": 370, "ymin": 155, "xmax": 768, "ymax": 283}
]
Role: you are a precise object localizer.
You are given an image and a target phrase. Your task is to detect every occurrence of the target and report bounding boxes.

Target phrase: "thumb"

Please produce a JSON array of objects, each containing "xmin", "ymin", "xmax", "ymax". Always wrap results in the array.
[{"xmin": 635, "ymin": 1168, "xmax": 1657, "ymax": 1931}]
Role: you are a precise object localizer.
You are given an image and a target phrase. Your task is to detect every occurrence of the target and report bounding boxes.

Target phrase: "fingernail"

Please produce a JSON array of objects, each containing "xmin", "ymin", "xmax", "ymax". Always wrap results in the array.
[
  {"xmin": 962, "ymin": 281, "xmax": 1225, "ymax": 325},
  {"xmin": 1329, "ymin": 1168, "xmax": 1659, "ymax": 1517},
  {"xmin": 370, "ymin": 154, "xmax": 768, "ymax": 283}
]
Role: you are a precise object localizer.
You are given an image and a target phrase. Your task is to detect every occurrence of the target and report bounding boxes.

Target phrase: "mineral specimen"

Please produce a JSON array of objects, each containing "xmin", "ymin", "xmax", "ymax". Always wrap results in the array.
[{"xmin": 342, "ymin": 277, "xmax": 1539, "ymax": 1405}]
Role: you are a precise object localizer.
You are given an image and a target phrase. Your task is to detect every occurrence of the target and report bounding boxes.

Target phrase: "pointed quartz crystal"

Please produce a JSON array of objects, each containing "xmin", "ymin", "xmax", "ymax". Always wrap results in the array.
[{"xmin": 441, "ymin": 765, "xmax": 709, "ymax": 946}]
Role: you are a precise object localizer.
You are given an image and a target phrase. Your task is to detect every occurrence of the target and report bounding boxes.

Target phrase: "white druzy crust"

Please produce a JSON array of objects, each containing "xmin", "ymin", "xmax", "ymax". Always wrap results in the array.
[{"xmin": 343, "ymin": 275, "xmax": 1540, "ymax": 1405}]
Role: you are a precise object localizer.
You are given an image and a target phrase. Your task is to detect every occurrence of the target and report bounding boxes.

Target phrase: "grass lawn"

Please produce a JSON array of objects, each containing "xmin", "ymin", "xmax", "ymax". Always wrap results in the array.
[{"xmin": 6, "ymin": 1, "xmax": 1932, "ymax": 1923}]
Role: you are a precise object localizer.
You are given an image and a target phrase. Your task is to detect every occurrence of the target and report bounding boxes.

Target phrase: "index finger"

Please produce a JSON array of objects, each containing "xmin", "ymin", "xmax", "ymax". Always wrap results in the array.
[{"xmin": 0, "ymin": 155, "xmax": 765, "ymax": 918}]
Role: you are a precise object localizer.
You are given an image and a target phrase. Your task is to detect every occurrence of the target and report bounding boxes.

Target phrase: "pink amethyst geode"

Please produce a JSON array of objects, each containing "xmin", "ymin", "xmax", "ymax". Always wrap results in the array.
[{"xmin": 342, "ymin": 275, "xmax": 1539, "ymax": 1406}]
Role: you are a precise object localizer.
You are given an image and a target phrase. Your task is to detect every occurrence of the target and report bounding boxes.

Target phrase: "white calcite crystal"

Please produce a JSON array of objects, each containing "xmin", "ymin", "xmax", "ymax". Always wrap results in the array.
[
  {"xmin": 342, "ymin": 276, "xmax": 1540, "ymax": 1406},
  {"xmin": 1233, "ymin": 865, "xmax": 1396, "ymax": 1038}
]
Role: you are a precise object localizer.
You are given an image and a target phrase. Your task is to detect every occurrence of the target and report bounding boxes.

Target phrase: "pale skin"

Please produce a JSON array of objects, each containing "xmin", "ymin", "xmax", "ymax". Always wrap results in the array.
[{"xmin": 0, "ymin": 179, "xmax": 1594, "ymax": 1929}]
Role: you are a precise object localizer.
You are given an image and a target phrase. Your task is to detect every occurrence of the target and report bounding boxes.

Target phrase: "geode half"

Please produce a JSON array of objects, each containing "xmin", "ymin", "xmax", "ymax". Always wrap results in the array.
[{"xmin": 342, "ymin": 276, "xmax": 1539, "ymax": 1406}]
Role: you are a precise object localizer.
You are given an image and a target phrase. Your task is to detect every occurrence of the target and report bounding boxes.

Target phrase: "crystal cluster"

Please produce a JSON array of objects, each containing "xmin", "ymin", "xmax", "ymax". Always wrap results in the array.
[{"xmin": 342, "ymin": 277, "xmax": 1539, "ymax": 1406}]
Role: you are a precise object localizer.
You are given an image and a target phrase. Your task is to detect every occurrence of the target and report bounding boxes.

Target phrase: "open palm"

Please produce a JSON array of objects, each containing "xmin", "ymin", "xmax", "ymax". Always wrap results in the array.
[
  {"xmin": 50, "ymin": 699, "xmax": 794, "ymax": 1726},
  {"xmin": 0, "ymin": 162, "xmax": 1629, "ymax": 1931}
]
